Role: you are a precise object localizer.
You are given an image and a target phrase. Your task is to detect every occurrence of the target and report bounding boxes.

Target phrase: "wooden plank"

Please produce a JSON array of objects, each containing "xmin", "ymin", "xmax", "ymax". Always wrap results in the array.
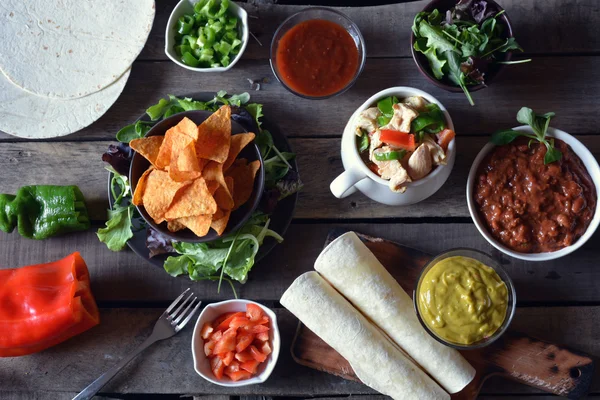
[
  {"xmin": 1, "ymin": 56, "xmax": 598, "ymax": 142},
  {"xmin": 0, "ymin": 136, "xmax": 598, "ymax": 221},
  {"xmin": 0, "ymin": 223, "xmax": 598, "ymax": 304},
  {"xmin": 0, "ymin": 307, "xmax": 598, "ymax": 396},
  {"xmin": 0, "ymin": 392, "xmax": 119, "ymax": 400},
  {"xmin": 139, "ymin": 0, "xmax": 600, "ymax": 61}
]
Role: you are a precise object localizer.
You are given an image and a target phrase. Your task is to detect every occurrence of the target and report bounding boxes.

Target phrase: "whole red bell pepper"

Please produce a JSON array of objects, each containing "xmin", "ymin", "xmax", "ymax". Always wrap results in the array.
[{"xmin": 0, "ymin": 252, "xmax": 100, "ymax": 357}]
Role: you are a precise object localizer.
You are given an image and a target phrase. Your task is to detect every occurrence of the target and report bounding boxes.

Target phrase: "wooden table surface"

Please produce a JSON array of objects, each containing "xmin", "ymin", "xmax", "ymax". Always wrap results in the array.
[{"xmin": 1, "ymin": 0, "xmax": 599, "ymax": 399}]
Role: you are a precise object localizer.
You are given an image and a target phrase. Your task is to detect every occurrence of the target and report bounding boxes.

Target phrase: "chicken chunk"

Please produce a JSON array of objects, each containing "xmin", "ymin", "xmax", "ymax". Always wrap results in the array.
[
  {"xmin": 382, "ymin": 103, "xmax": 419, "ymax": 133},
  {"xmin": 423, "ymin": 135, "xmax": 447, "ymax": 166},
  {"xmin": 407, "ymin": 144, "xmax": 433, "ymax": 180},
  {"xmin": 369, "ymin": 130, "xmax": 383, "ymax": 157},
  {"xmin": 354, "ymin": 107, "xmax": 381, "ymax": 135},
  {"xmin": 403, "ymin": 96, "xmax": 428, "ymax": 112},
  {"xmin": 373, "ymin": 147, "xmax": 412, "ymax": 193}
]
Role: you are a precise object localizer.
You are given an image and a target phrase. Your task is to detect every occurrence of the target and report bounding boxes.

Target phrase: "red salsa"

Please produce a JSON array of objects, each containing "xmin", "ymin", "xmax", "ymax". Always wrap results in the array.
[{"xmin": 275, "ymin": 19, "xmax": 359, "ymax": 97}]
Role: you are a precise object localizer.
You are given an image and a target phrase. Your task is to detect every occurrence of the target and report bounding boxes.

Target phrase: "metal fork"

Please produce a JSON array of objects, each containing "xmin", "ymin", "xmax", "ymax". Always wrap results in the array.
[{"xmin": 72, "ymin": 288, "xmax": 202, "ymax": 400}]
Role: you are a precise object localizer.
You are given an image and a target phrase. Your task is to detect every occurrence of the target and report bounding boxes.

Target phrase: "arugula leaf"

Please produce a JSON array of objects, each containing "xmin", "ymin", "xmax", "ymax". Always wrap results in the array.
[
  {"xmin": 419, "ymin": 21, "xmax": 457, "ymax": 54},
  {"xmin": 444, "ymin": 50, "xmax": 475, "ymax": 106},
  {"xmin": 414, "ymin": 38, "xmax": 446, "ymax": 79},
  {"xmin": 116, "ymin": 121, "xmax": 153, "ymax": 143}
]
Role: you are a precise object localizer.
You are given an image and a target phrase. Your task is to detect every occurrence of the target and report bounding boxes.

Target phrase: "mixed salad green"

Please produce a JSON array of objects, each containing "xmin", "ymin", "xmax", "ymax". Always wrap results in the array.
[
  {"xmin": 174, "ymin": 0, "xmax": 242, "ymax": 68},
  {"xmin": 412, "ymin": 0, "xmax": 530, "ymax": 105},
  {"xmin": 98, "ymin": 92, "xmax": 302, "ymax": 296}
]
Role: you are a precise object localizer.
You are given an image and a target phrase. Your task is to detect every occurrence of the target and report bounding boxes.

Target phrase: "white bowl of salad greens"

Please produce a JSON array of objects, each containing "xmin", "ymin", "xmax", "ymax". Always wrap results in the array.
[
  {"xmin": 331, "ymin": 87, "xmax": 456, "ymax": 206},
  {"xmin": 166, "ymin": 0, "xmax": 249, "ymax": 71}
]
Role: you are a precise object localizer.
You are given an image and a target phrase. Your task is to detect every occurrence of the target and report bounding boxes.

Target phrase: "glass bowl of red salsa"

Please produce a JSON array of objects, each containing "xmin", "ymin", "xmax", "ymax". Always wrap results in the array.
[{"xmin": 270, "ymin": 7, "xmax": 366, "ymax": 100}]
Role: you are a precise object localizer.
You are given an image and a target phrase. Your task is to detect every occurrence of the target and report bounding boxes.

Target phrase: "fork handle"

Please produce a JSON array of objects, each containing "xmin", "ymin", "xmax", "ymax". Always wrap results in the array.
[{"xmin": 72, "ymin": 336, "xmax": 157, "ymax": 400}]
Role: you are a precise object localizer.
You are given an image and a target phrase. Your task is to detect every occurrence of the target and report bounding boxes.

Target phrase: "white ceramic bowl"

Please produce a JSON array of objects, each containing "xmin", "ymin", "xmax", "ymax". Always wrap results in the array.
[
  {"xmin": 331, "ymin": 87, "xmax": 456, "ymax": 206},
  {"xmin": 165, "ymin": 0, "xmax": 249, "ymax": 72},
  {"xmin": 191, "ymin": 299, "xmax": 280, "ymax": 387},
  {"xmin": 467, "ymin": 126, "xmax": 600, "ymax": 261}
]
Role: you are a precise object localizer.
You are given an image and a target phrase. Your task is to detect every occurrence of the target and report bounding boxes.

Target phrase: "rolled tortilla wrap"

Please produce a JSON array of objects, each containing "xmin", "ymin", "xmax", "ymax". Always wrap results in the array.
[
  {"xmin": 314, "ymin": 231, "xmax": 476, "ymax": 393},
  {"xmin": 281, "ymin": 271, "xmax": 450, "ymax": 400}
]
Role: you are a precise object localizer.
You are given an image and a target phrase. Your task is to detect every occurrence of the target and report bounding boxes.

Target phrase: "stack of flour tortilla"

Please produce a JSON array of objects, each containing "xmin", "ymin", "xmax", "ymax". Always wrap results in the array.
[
  {"xmin": 0, "ymin": 0, "xmax": 155, "ymax": 139},
  {"xmin": 281, "ymin": 231, "xmax": 476, "ymax": 400}
]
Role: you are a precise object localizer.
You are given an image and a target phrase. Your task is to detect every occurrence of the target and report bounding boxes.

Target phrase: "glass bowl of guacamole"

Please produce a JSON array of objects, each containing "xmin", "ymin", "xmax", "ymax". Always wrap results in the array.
[{"xmin": 414, "ymin": 248, "xmax": 516, "ymax": 349}]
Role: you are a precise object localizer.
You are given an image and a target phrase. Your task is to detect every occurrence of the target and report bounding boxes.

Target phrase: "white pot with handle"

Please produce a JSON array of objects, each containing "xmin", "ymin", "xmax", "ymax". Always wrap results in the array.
[{"xmin": 330, "ymin": 87, "xmax": 456, "ymax": 206}]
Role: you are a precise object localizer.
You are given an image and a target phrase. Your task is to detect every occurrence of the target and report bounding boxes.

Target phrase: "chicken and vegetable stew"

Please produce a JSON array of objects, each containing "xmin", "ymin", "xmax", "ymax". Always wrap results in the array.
[{"xmin": 354, "ymin": 95, "xmax": 455, "ymax": 193}]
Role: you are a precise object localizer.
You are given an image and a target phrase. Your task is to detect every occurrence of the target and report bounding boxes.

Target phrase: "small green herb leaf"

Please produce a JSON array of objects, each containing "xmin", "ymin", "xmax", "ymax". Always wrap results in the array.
[{"xmin": 491, "ymin": 129, "xmax": 525, "ymax": 145}]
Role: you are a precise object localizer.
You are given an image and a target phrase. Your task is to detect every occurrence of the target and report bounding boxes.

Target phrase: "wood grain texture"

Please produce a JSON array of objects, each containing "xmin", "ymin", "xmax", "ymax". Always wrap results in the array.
[
  {"xmin": 1, "ymin": 136, "xmax": 598, "ymax": 221},
  {"xmin": 1, "ymin": 56, "xmax": 600, "ymax": 141},
  {"xmin": 138, "ymin": 0, "xmax": 600, "ymax": 61},
  {"xmin": 0, "ymin": 307, "xmax": 598, "ymax": 396},
  {"xmin": 0, "ymin": 223, "xmax": 598, "ymax": 304}
]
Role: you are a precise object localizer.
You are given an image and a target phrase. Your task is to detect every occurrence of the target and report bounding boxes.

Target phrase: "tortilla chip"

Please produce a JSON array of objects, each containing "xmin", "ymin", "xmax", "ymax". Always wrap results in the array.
[
  {"xmin": 211, "ymin": 209, "xmax": 231, "ymax": 236},
  {"xmin": 143, "ymin": 170, "xmax": 191, "ymax": 224},
  {"xmin": 206, "ymin": 180, "xmax": 220, "ymax": 195},
  {"xmin": 164, "ymin": 177, "xmax": 217, "ymax": 220},
  {"xmin": 224, "ymin": 132, "xmax": 256, "ymax": 171},
  {"xmin": 130, "ymin": 136, "xmax": 164, "ymax": 167},
  {"xmin": 154, "ymin": 127, "xmax": 176, "ymax": 169},
  {"xmin": 167, "ymin": 219, "xmax": 186, "ymax": 232},
  {"xmin": 226, "ymin": 159, "xmax": 261, "ymax": 210},
  {"xmin": 212, "ymin": 208, "xmax": 225, "ymax": 220},
  {"xmin": 179, "ymin": 214, "xmax": 212, "ymax": 237},
  {"xmin": 170, "ymin": 141, "xmax": 202, "ymax": 182},
  {"xmin": 214, "ymin": 175, "xmax": 234, "ymax": 210},
  {"xmin": 195, "ymin": 105, "xmax": 231, "ymax": 163},
  {"xmin": 174, "ymin": 117, "xmax": 199, "ymax": 140},
  {"xmin": 132, "ymin": 167, "xmax": 154, "ymax": 206}
]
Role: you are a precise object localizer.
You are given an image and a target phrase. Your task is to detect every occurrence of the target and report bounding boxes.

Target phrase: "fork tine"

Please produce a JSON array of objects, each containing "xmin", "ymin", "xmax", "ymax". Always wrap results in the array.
[
  {"xmin": 169, "ymin": 292, "xmax": 195, "ymax": 320},
  {"xmin": 173, "ymin": 296, "xmax": 198, "ymax": 325},
  {"xmin": 165, "ymin": 288, "xmax": 190, "ymax": 313},
  {"xmin": 175, "ymin": 298, "xmax": 202, "ymax": 331}
]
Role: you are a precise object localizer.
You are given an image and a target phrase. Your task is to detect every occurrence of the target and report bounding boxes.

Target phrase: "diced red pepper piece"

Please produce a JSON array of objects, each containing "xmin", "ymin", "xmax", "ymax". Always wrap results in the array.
[
  {"xmin": 255, "ymin": 331, "xmax": 269, "ymax": 342},
  {"xmin": 437, "ymin": 128, "xmax": 455, "ymax": 151},
  {"xmin": 204, "ymin": 340, "xmax": 215, "ymax": 357},
  {"xmin": 200, "ymin": 323, "xmax": 214, "ymax": 340},
  {"xmin": 225, "ymin": 360, "xmax": 240, "ymax": 375},
  {"xmin": 235, "ymin": 332, "xmax": 255, "ymax": 353},
  {"xmin": 240, "ymin": 359, "xmax": 260, "ymax": 374},
  {"xmin": 220, "ymin": 351, "xmax": 234, "ymax": 366},
  {"xmin": 213, "ymin": 327, "xmax": 237, "ymax": 354},
  {"xmin": 226, "ymin": 369, "xmax": 252, "ymax": 381},
  {"xmin": 234, "ymin": 350, "xmax": 255, "ymax": 362},
  {"xmin": 242, "ymin": 324, "xmax": 269, "ymax": 334},
  {"xmin": 210, "ymin": 356, "xmax": 225, "ymax": 379},
  {"xmin": 249, "ymin": 345, "xmax": 267, "ymax": 362},
  {"xmin": 246, "ymin": 303, "xmax": 266, "ymax": 322},
  {"xmin": 379, "ymin": 130, "xmax": 416, "ymax": 151},
  {"xmin": 210, "ymin": 330, "xmax": 223, "ymax": 342},
  {"xmin": 260, "ymin": 341, "xmax": 272, "ymax": 356},
  {"xmin": 214, "ymin": 312, "xmax": 245, "ymax": 331},
  {"xmin": 229, "ymin": 316, "xmax": 251, "ymax": 329}
]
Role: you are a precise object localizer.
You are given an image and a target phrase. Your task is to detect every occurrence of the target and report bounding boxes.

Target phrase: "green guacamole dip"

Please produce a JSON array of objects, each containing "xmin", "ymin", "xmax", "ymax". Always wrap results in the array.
[{"xmin": 417, "ymin": 256, "xmax": 508, "ymax": 345}]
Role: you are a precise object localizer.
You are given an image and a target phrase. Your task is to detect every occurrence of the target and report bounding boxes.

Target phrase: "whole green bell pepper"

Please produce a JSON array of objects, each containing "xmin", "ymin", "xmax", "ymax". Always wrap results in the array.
[{"xmin": 0, "ymin": 185, "xmax": 90, "ymax": 240}]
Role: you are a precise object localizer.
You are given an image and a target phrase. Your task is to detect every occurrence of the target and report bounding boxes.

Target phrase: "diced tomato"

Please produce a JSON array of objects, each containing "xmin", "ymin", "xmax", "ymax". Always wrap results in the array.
[
  {"xmin": 225, "ymin": 360, "xmax": 240, "ymax": 375},
  {"xmin": 379, "ymin": 130, "xmax": 416, "ymax": 151},
  {"xmin": 242, "ymin": 324, "xmax": 269, "ymax": 334},
  {"xmin": 235, "ymin": 332, "xmax": 255, "ymax": 353},
  {"xmin": 204, "ymin": 340, "xmax": 216, "ymax": 357},
  {"xmin": 249, "ymin": 345, "xmax": 267, "ymax": 362},
  {"xmin": 240, "ymin": 359, "xmax": 260, "ymax": 374},
  {"xmin": 214, "ymin": 312, "xmax": 245, "ymax": 331},
  {"xmin": 246, "ymin": 303, "xmax": 266, "ymax": 322},
  {"xmin": 255, "ymin": 316, "xmax": 269, "ymax": 325},
  {"xmin": 212, "ymin": 312, "xmax": 235, "ymax": 328},
  {"xmin": 226, "ymin": 370, "xmax": 252, "ymax": 382},
  {"xmin": 255, "ymin": 331, "xmax": 269, "ymax": 342},
  {"xmin": 210, "ymin": 356, "xmax": 225, "ymax": 379},
  {"xmin": 214, "ymin": 327, "xmax": 237, "ymax": 354},
  {"xmin": 200, "ymin": 323, "xmax": 214, "ymax": 340},
  {"xmin": 220, "ymin": 351, "xmax": 234, "ymax": 366},
  {"xmin": 437, "ymin": 128, "xmax": 455, "ymax": 151},
  {"xmin": 234, "ymin": 350, "xmax": 255, "ymax": 362},
  {"xmin": 229, "ymin": 316, "xmax": 251, "ymax": 329},
  {"xmin": 210, "ymin": 330, "xmax": 223, "ymax": 342},
  {"xmin": 260, "ymin": 341, "xmax": 272, "ymax": 356}
]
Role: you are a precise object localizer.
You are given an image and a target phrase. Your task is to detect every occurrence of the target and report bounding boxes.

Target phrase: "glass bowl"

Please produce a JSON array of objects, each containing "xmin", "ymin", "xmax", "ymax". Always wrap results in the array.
[
  {"xmin": 413, "ymin": 248, "xmax": 516, "ymax": 350},
  {"xmin": 269, "ymin": 7, "xmax": 366, "ymax": 100}
]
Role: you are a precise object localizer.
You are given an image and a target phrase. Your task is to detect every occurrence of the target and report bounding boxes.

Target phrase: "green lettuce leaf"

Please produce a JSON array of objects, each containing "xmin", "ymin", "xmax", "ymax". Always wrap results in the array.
[{"xmin": 96, "ymin": 206, "xmax": 133, "ymax": 251}]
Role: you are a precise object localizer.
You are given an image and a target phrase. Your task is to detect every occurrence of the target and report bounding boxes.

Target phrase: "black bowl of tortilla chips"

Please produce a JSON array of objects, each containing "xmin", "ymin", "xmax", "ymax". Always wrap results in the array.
[{"xmin": 129, "ymin": 107, "xmax": 265, "ymax": 243}]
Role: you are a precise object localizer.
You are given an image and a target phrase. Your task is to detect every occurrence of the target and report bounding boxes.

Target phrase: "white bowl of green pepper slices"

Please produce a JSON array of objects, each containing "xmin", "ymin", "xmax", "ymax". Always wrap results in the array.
[{"xmin": 165, "ymin": 0, "xmax": 249, "ymax": 72}]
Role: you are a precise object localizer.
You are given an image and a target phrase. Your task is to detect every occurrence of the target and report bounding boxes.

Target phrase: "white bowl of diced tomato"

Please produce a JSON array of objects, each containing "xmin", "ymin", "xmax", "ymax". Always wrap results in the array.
[{"xmin": 191, "ymin": 299, "xmax": 280, "ymax": 386}]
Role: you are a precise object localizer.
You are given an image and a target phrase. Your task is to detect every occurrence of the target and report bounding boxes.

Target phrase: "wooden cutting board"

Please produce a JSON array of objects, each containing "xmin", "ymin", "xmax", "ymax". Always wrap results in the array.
[{"xmin": 290, "ymin": 229, "xmax": 595, "ymax": 400}]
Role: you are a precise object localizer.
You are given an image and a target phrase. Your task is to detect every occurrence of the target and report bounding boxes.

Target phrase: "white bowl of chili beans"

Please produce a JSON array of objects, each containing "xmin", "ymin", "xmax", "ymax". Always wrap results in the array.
[{"xmin": 467, "ymin": 126, "xmax": 600, "ymax": 261}]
